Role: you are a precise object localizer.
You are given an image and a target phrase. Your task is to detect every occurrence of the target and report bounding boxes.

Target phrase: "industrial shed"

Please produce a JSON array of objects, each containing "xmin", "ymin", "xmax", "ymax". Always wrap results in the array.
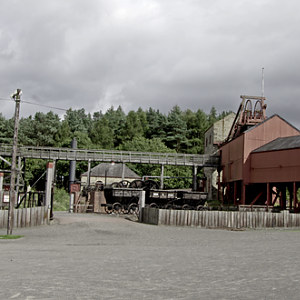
[
  {"xmin": 250, "ymin": 135, "xmax": 300, "ymax": 211},
  {"xmin": 219, "ymin": 114, "xmax": 300, "ymax": 208},
  {"xmin": 81, "ymin": 162, "xmax": 141, "ymax": 187}
]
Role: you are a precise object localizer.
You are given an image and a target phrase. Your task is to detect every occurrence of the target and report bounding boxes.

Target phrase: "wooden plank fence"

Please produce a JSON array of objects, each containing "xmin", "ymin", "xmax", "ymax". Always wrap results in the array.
[
  {"xmin": 141, "ymin": 207, "xmax": 300, "ymax": 229},
  {"xmin": 0, "ymin": 206, "xmax": 50, "ymax": 229}
]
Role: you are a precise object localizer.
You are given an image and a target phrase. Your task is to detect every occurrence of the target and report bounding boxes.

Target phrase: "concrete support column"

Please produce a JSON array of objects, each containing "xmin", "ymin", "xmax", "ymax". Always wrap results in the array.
[
  {"xmin": 69, "ymin": 138, "xmax": 77, "ymax": 213},
  {"xmin": 217, "ymin": 170, "xmax": 221, "ymax": 201},
  {"xmin": 50, "ymin": 160, "xmax": 56, "ymax": 220},
  {"xmin": 160, "ymin": 164, "xmax": 164, "ymax": 189},
  {"xmin": 139, "ymin": 190, "xmax": 146, "ymax": 222},
  {"xmin": 69, "ymin": 138, "xmax": 77, "ymax": 191},
  {"xmin": 0, "ymin": 172, "xmax": 3, "ymax": 205},
  {"xmin": 122, "ymin": 162, "xmax": 125, "ymax": 181},
  {"xmin": 45, "ymin": 162, "xmax": 54, "ymax": 209},
  {"xmin": 192, "ymin": 166, "xmax": 197, "ymax": 191},
  {"xmin": 293, "ymin": 182, "xmax": 297, "ymax": 209},
  {"xmin": 87, "ymin": 159, "xmax": 91, "ymax": 187}
]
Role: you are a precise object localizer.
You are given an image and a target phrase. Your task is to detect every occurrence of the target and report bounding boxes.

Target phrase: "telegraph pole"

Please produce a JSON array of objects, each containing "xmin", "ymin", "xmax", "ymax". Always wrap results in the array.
[{"xmin": 7, "ymin": 89, "xmax": 22, "ymax": 235}]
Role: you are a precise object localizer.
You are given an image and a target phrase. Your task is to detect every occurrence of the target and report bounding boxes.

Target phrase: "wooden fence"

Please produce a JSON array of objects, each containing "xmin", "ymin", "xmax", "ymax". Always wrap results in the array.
[
  {"xmin": 141, "ymin": 207, "xmax": 300, "ymax": 229},
  {"xmin": 0, "ymin": 206, "xmax": 50, "ymax": 229}
]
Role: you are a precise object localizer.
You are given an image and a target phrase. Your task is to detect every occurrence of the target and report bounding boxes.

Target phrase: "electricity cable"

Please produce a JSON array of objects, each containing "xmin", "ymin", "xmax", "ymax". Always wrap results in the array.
[{"xmin": 0, "ymin": 97, "xmax": 68, "ymax": 112}]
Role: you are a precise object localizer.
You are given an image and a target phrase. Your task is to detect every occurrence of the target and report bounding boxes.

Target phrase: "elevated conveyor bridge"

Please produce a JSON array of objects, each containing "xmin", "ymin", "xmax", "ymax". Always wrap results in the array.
[{"xmin": 0, "ymin": 144, "xmax": 219, "ymax": 167}]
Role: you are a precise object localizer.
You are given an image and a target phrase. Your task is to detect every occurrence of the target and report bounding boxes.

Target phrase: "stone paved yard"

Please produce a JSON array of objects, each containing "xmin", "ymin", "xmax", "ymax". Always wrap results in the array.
[{"xmin": 1, "ymin": 211, "xmax": 300, "ymax": 299}]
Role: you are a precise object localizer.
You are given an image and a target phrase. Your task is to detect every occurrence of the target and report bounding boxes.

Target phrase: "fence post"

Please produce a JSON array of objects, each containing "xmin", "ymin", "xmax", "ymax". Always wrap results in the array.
[{"xmin": 139, "ymin": 190, "xmax": 145, "ymax": 222}]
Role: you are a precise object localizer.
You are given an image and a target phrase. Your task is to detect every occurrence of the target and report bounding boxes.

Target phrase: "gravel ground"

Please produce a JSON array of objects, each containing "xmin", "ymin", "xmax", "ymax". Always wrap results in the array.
[{"xmin": 1, "ymin": 211, "xmax": 300, "ymax": 300}]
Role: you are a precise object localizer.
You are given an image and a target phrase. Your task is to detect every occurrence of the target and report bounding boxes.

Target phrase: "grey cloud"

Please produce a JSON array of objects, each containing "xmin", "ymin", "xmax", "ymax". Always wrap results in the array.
[{"xmin": 1, "ymin": 0, "xmax": 300, "ymax": 129}]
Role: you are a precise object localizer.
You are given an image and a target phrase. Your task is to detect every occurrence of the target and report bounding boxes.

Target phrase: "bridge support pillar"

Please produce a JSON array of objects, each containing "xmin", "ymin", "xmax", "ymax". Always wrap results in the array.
[
  {"xmin": 139, "ymin": 190, "xmax": 146, "ymax": 222},
  {"xmin": 87, "ymin": 159, "xmax": 91, "ymax": 187},
  {"xmin": 192, "ymin": 166, "xmax": 198, "ymax": 191},
  {"xmin": 45, "ymin": 162, "xmax": 54, "ymax": 209},
  {"xmin": 122, "ymin": 162, "xmax": 125, "ymax": 181},
  {"xmin": 160, "ymin": 164, "xmax": 164, "ymax": 189},
  {"xmin": 0, "ymin": 172, "xmax": 3, "ymax": 205},
  {"xmin": 69, "ymin": 138, "xmax": 77, "ymax": 213}
]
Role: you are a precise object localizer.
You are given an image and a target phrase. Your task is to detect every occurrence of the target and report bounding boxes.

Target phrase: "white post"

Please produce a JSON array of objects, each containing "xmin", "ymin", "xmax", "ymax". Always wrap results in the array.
[
  {"xmin": 160, "ymin": 164, "xmax": 164, "ymax": 189},
  {"xmin": 0, "ymin": 172, "xmax": 3, "ymax": 208},
  {"xmin": 122, "ymin": 162, "xmax": 125, "ymax": 181},
  {"xmin": 69, "ymin": 193, "xmax": 74, "ymax": 213},
  {"xmin": 87, "ymin": 159, "xmax": 91, "ymax": 187},
  {"xmin": 139, "ymin": 190, "xmax": 146, "ymax": 222},
  {"xmin": 45, "ymin": 162, "xmax": 53, "ymax": 209}
]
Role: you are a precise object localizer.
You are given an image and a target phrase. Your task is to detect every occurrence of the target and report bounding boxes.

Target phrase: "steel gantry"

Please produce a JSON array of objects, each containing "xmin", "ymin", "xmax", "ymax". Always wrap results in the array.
[
  {"xmin": 0, "ymin": 144, "xmax": 219, "ymax": 167},
  {"xmin": 0, "ymin": 143, "xmax": 220, "ymax": 196}
]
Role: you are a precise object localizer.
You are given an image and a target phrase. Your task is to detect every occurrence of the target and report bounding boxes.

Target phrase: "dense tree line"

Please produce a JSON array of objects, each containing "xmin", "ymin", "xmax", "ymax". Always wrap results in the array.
[{"xmin": 0, "ymin": 105, "xmax": 231, "ymax": 189}]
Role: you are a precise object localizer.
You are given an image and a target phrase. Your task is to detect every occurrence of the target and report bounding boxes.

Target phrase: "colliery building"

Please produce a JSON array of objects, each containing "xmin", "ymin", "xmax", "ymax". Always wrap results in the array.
[{"xmin": 215, "ymin": 96, "xmax": 300, "ymax": 212}]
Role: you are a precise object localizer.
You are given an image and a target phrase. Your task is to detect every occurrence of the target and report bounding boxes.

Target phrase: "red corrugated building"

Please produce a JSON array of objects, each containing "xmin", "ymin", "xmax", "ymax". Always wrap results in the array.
[{"xmin": 219, "ymin": 114, "xmax": 300, "ymax": 210}]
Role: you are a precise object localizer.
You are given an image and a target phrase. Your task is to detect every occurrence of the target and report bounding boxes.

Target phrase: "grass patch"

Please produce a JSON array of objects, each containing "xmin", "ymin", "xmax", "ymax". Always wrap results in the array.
[
  {"xmin": 0, "ymin": 235, "xmax": 24, "ymax": 239},
  {"xmin": 53, "ymin": 187, "xmax": 70, "ymax": 211}
]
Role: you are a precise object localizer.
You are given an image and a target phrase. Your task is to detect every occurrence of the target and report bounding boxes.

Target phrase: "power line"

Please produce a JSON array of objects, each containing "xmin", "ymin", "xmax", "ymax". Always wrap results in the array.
[
  {"xmin": 0, "ymin": 97, "xmax": 68, "ymax": 112},
  {"xmin": 21, "ymin": 100, "xmax": 68, "ymax": 112},
  {"xmin": 0, "ymin": 97, "xmax": 14, "ymax": 102}
]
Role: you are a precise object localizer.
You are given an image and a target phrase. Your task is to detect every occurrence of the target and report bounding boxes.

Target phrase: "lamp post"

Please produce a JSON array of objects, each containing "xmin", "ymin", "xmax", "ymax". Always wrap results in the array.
[{"xmin": 7, "ymin": 89, "xmax": 22, "ymax": 235}]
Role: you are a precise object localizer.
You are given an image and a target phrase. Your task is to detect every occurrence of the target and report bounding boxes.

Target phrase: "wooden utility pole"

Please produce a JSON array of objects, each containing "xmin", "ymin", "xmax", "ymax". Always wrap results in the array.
[{"xmin": 7, "ymin": 89, "xmax": 22, "ymax": 235}]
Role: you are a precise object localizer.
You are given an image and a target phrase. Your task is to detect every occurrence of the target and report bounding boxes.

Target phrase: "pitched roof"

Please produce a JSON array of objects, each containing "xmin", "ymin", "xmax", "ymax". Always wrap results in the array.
[
  {"xmin": 244, "ymin": 114, "xmax": 300, "ymax": 134},
  {"xmin": 252, "ymin": 135, "xmax": 300, "ymax": 153},
  {"xmin": 82, "ymin": 163, "xmax": 141, "ymax": 178}
]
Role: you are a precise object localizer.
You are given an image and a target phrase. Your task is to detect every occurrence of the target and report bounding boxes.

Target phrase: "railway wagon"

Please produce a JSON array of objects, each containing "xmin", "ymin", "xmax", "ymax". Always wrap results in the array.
[{"xmin": 103, "ymin": 186, "xmax": 208, "ymax": 214}]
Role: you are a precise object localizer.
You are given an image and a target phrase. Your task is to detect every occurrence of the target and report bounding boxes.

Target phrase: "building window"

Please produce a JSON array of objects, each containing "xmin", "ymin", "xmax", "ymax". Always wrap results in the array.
[{"xmin": 209, "ymin": 135, "xmax": 211, "ymax": 144}]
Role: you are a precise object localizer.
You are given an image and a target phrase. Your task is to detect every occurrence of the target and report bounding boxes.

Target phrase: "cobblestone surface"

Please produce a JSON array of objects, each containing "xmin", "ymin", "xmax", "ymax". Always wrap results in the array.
[{"xmin": 1, "ymin": 211, "xmax": 300, "ymax": 299}]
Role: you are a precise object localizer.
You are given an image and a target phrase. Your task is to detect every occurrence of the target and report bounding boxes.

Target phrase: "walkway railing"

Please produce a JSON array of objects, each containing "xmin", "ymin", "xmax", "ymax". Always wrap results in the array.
[{"xmin": 0, "ymin": 144, "xmax": 219, "ymax": 167}]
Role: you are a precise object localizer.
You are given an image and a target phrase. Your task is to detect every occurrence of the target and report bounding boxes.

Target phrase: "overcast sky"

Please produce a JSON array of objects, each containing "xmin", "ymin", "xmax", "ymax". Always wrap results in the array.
[{"xmin": 1, "ymin": 0, "xmax": 300, "ymax": 128}]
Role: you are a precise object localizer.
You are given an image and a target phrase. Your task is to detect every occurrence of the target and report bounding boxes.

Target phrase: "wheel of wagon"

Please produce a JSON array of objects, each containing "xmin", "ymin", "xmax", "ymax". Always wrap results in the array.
[
  {"xmin": 182, "ymin": 204, "xmax": 191, "ymax": 210},
  {"xmin": 112, "ymin": 202, "xmax": 123, "ymax": 214},
  {"xmin": 111, "ymin": 182, "xmax": 120, "ymax": 188},
  {"xmin": 129, "ymin": 179, "xmax": 146, "ymax": 189},
  {"xmin": 118, "ymin": 180, "xmax": 131, "ymax": 188},
  {"xmin": 144, "ymin": 179, "xmax": 159, "ymax": 190},
  {"xmin": 164, "ymin": 203, "xmax": 173, "ymax": 209},
  {"xmin": 196, "ymin": 205, "xmax": 204, "ymax": 211},
  {"xmin": 128, "ymin": 203, "xmax": 139, "ymax": 215},
  {"xmin": 149, "ymin": 203, "xmax": 159, "ymax": 208},
  {"xmin": 105, "ymin": 204, "xmax": 113, "ymax": 214}
]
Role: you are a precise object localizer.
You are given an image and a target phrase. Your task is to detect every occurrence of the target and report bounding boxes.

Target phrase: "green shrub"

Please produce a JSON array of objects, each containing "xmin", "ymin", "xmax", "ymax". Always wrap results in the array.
[{"xmin": 53, "ymin": 188, "xmax": 69, "ymax": 211}]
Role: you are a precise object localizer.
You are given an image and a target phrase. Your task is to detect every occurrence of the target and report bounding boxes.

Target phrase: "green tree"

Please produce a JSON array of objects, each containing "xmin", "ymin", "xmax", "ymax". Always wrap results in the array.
[
  {"xmin": 208, "ymin": 106, "xmax": 217, "ymax": 126},
  {"xmin": 104, "ymin": 105, "xmax": 126, "ymax": 147},
  {"xmin": 72, "ymin": 131, "xmax": 93, "ymax": 149},
  {"xmin": 136, "ymin": 107, "xmax": 148, "ymax": 137},
  {"xmin": 57, "ymin": 119, "xmax": 72, "ymax": 147},
  {"xmin": 93, "ymin": 110, "xmax": 104, "ymax": 122},
  {"xmin": 164, "ymin": 105, "xmax": 190, "ymax": 152},
  {"xmin": 65, "ymin": 108, "xmax": 89, "ymax": 134},
  {"xmin": 18, "ymin": 116, "xmax": 36, "ymax": 145},
  {"xmin": 0, "ymin": 113, "xmax": 12, "ymax": 143},
  {"xmin": 90, "ymin": 116, "xmax": 114, "ymax": 149},
  {"xmin": 32, "ymin": 111, "xmax": 61, "ymax": 147},
  {"xmin": 146, "ymin": 107, "xmax": 160, "ymax": 138},
  {"xmin": 182, "ymin": 108, "xmax": 209, "ymax": 154},
  {"xmin": 121, "ymin": 110, "xmax": 144, "ymax": 141}
]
